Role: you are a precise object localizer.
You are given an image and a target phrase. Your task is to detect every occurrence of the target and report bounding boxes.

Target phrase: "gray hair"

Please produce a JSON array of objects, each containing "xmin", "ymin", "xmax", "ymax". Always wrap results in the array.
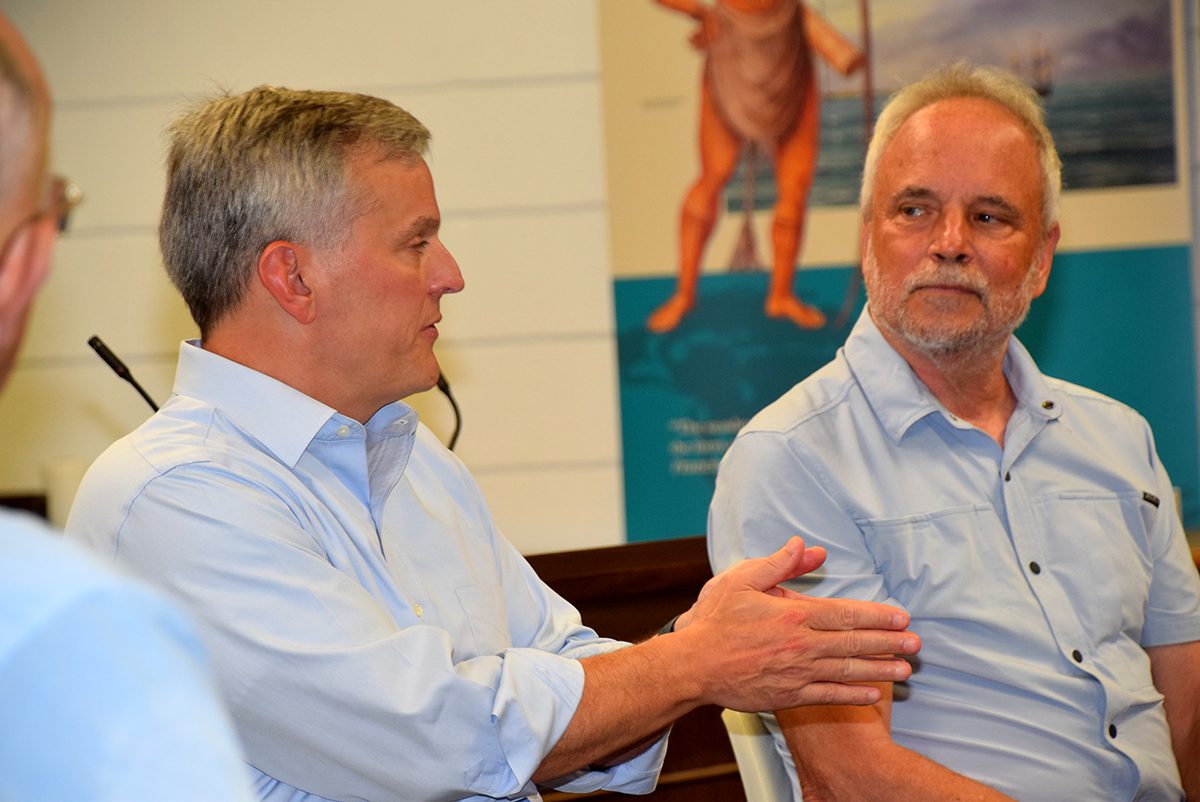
[
  {"xmin": 160, "ymin": 86, "xmax": 430, "ymax": 335},
  {"xmin": 0, "ymin": 36, "xmax": 37, "ymax": 213},
  {"xmin": 860, "ymin": 62, "xmax": 1061, "ymax": 231}
]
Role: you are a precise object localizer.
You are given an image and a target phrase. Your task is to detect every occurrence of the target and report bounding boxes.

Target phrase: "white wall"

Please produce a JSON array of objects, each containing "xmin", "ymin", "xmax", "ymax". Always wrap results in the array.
[{"xmin": 2, "ymin": 1, "xmax": 625, "ymax": 554}]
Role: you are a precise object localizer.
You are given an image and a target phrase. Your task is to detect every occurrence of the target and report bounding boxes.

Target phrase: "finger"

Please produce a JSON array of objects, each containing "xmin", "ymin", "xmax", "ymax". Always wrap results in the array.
[
  {"xmin": 730, "ymin": 536, "xmax": 811, "ymax": 593},
  {"xmin": 802, "ymin": 629, "xmax": 920, "ymax": 661},
  {"xmin": 786, "ymin": 681, "xmax": 884, "ymax": 707},
  {"xmin": 798, "ymin": 596, "xmax": 911, "ymax": 631},
  {"xmin": 809, "ymin": 654, "xmax": 914, "ymax": 684},
  {"xmin": 793, "ymin": 544, "xmax": 827, "ymax": 577}
]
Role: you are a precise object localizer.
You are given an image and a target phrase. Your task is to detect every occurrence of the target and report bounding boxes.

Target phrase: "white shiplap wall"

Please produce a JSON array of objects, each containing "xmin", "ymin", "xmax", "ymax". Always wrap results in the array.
[{"xmin": 2, "ymin": 1, "xmax": 625, "ymax": 554}]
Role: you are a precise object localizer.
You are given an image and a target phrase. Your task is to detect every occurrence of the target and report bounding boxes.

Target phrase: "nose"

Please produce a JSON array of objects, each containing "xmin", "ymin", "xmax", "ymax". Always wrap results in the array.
[
  {"xmin": 430, "ymin": 239, "xmax": 465, "ymax": 296},
  {"xmin": 929, "ymin": 208, "xmax": 971, "ymax": 265}
]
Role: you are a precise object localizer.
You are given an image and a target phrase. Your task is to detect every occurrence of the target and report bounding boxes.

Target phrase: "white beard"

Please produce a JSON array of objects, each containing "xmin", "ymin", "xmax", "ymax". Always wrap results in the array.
[{"xmin": 862, "ymin": 239, "xmax": 1042, "ymax": 361}]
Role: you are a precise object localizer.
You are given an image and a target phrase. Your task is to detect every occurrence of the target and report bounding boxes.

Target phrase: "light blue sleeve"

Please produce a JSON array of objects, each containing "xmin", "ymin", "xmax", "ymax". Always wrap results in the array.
[
  {"xmin": 709, "ymin": 429, "xmax": 896, "ymax": 607},
  {"xmin": 1139, "ymin": 421, "xmax": 1200, "ymax": 648},
  {"xmin": 487, "ymin": 531, "xmax": 670, "ymax": 795},
  {"xmin": 84, "ymin": 462, "xmax": 663, "ymax": 801},
  {"xmin": 0, "ymin": 549, "xmax": 252, "ymax": 802}
]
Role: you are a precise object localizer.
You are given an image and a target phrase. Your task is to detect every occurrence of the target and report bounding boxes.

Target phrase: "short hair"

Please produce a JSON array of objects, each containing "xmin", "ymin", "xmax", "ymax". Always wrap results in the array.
[
  {"xmin": 160, "ymin": 86, "xmax": 430, "ymax": 335},
  {"xmin": 0, "ymin": 34, "xmax": 38, "ymax": 212},
  {"xmin": 860, "ymin": 62, "xmax": 1061, "ymax": 231}
]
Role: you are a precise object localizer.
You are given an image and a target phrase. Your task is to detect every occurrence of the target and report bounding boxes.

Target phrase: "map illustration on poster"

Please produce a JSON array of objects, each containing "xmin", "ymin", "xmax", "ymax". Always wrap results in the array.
[{"xmin": 598, "ymin": 0, "xmax": 1196, "ymax": 542}]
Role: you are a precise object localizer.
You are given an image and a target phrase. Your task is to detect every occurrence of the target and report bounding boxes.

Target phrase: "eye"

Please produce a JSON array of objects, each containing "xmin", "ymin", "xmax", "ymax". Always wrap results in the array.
[{"xmin": 899, "ymin": 204, "xmax": 925, "ymax": 218}]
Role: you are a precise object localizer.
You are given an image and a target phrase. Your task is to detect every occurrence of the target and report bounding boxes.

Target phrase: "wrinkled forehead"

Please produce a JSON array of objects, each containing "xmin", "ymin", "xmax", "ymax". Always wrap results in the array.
[
  {"xmin": 890, "ymin": 97, "xmax": 1036, "ymax": 159},
  {"xmin": 874, "ymin": 97, "xmax": 1043, "ymax": 208}
]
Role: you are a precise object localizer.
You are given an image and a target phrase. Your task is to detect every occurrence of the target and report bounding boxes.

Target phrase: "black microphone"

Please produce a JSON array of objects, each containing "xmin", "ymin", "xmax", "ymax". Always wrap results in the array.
[
  {"xmin": 436, "ymin": 371, "xmax": 461, "ymax": 451},
  {"xmin": 87, "ymin": 335, "xmax": 160, "ymax": 412}
]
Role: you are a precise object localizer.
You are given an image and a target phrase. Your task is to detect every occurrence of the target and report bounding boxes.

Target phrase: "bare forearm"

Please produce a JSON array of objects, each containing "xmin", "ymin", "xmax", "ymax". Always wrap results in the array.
[
  {"xmin": 780, "ymin": 704, "xmax": 1016, "ymax": 802},
  {"xmin": 533, "ymin": 636, "xmax": 695, "ymax": 781},
  {"xmin": 534, "ymin": 538, "xmax": 919, "ymax": 781},
  {"xmin": 1147, "ymin": 641, "xmax": 1200, "ymax": 800},
  {"xmin": 1174, "ymin": 722, "xmax": 1200, "ymax": 800},
  {"xmin": 1166, "ymin": 680, "xmax": 1200, "ymax": 800},
  {"xmin": 800, "ymin": 741, "xmax": 1015, "ymax": 802}
]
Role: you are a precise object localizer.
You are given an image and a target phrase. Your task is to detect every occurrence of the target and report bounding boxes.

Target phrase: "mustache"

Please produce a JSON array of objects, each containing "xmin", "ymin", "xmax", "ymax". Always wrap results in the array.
[{"xmin": 903, "ymin": 267, "xmax": 988, "ymax": 296}]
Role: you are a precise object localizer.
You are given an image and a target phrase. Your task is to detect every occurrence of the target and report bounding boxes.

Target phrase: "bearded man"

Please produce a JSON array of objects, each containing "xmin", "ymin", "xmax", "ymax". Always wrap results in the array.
[{"xmin": 709, "ymin": 62, "xmax": 1200, "ymax": 801}]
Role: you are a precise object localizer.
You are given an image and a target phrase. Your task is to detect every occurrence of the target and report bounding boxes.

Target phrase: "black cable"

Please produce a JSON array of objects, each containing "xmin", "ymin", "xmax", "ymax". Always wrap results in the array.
[
  {"xmin": 87, "ymin": 335, "xmax": 159, "ymax": 412},
  {"xmin": 436, "ymin": 372, "xmax": 462, "ymax": 451}
]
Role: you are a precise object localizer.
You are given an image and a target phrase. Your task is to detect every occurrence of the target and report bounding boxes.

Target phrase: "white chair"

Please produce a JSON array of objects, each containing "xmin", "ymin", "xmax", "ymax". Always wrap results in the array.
[{"xmin": 720, "ymin": 708, "xmax": 793, "ymax": 801}]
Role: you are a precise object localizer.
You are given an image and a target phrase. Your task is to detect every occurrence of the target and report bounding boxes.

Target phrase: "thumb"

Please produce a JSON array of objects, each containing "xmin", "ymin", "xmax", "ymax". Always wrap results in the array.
[{"xmin": 737, "ymin": 535, "xmax": 826, "ymax": 592}]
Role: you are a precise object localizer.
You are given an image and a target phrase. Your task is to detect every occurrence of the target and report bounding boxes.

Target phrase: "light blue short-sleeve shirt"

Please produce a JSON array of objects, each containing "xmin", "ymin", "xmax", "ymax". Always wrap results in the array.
[{"xmin": 710, "ymin": 311, "xmax": 1200, "ymax": 801}]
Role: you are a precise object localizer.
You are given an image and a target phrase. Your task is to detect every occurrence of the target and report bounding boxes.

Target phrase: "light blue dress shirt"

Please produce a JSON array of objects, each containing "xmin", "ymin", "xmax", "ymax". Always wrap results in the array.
[
  {"xmin": 709, "ymin": 310, "xmax": 1200, "ymax": 802},
  {"xmin": 0, "ymin": 509, "xmax": 253, "ymax": 802},
  {"xmin": 67, "ymin": 341, "xmax": 666, "ymax": 802}
]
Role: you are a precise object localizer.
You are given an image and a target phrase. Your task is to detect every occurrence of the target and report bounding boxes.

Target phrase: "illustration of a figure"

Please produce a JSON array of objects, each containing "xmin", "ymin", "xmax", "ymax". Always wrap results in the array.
[{"xmin": 648, "ymin": 0, "xmax": 864, "ymax": 333}]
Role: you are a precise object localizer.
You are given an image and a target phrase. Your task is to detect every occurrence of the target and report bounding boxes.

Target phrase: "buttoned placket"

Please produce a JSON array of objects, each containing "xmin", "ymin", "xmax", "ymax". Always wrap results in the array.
[{"xmin": 998, "ymin": 398, "xmax": 1127, "ymax": 754}]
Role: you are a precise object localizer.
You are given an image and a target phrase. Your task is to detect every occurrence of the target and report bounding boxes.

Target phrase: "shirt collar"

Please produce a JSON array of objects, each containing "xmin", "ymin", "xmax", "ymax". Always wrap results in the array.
[
  {"xmin": 844, "ymin": 309, "xmax": 1063, "ymax": 444},
  {"xmin": 171, "ymin": 340, "xmax": 341, "ymax": 468}
]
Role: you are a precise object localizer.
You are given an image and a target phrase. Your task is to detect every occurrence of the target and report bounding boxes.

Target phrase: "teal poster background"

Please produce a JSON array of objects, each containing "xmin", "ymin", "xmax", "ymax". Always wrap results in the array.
[{"xmin": 615, "ymin": 245, "xmax": 1198, "ymax": 541}]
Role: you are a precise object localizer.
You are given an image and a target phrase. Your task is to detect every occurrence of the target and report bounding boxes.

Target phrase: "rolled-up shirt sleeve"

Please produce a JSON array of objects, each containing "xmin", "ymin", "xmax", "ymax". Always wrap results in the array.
[{"xmin": 75, "ymin": 455, "xmax": 663, "ymax": 801}]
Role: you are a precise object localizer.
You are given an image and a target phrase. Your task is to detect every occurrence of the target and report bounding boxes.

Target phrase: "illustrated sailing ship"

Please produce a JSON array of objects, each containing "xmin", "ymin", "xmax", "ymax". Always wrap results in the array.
[{"xmin": 1011, "ymin": 37, "xmax": 1054, "ymax": 97}]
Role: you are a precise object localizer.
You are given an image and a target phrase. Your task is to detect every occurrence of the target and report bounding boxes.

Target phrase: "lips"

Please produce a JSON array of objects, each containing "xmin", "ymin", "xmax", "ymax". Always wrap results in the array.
[{"xmin": 914, "ymin": 283, "xmax": 981, "ymax": 295}]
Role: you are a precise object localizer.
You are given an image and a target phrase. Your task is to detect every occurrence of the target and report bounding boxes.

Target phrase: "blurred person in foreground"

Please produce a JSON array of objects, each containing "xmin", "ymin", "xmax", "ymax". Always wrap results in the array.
[
  {"xmin": 0, "ymin": 12, "xmax": 252, "ymax": 802},
  {"xmin": 709, "ymin": 62, "xmax": 1200, "ymax": 801},
  {"xmin": 67, "ymin": 84, "xmax": 921, "ymax": 801}
]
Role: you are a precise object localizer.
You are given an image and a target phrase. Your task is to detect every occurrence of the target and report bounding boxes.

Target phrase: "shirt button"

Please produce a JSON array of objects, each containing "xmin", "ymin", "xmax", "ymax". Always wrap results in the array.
[
  {"xmin": 1042, "ymin": 400, "xmax": 1055, "ymax": 410},
  {"xmin": 336, "ymin": 425, "xmax": 350, "ymax": 437},
  {"xmin": 413, "ymin": 603, "xmax": 423, "ymax": 618},
  {"xmin": 1029, "ymin": 561, "xmax": 1041, "ymax": 574},
  {"xmin": 1072, "ymin": 649, "xmax": 1083, "ymax": 663},
  {"xmin": 1108, "ymin": 724, "xmax": 1117, "ymax": 738},
  {"xmin": 1005, "ymin": 471, "xmax": 1011, "ymax": 482}
]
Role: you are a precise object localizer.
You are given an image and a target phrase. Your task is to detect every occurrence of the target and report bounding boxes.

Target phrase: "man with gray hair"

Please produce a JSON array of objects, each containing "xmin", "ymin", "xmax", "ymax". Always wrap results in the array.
[
  {"xmin": 710, "ymin": 62, "xmax": 1200, "ymax": 800},
  {"xmin": 0, "ymin": 12, "xmax": 253, "ymax": 801},
  {"xmin": 68, "ymin": 84, "xmax": 922, "ymax": 802}
]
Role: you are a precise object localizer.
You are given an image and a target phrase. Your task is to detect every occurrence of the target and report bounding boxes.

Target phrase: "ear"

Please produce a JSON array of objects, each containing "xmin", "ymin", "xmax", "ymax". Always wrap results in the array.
[
  {"xmin": 257, "ymin": 240, "xmax": 316, "ymax": 325},
  {"xmin": 1028, "ymin": 223, "xmax": 1060, "ymax": 300},
  {"xmin": 0, "ymin": 216, "xmax": 56, "ymax": 389},
  {"xmin": 0, "ymin": 215, "xmax": 56, "ymax": 327}
]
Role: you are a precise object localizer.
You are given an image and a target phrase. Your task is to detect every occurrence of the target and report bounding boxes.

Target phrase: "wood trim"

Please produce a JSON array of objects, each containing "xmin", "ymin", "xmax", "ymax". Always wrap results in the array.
[
  {"xmin": 529, "ymin": 538, "xmax": 745, "ymax": 802},
  {"xmin": 0, "ymin": 494, "xmax": 47, "ymax": 518}
]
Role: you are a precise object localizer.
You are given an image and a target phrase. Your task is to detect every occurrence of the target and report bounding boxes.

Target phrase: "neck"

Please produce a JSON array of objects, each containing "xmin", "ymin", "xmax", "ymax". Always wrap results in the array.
[
  {"xmin": 885, "ymin": 330, "xmax": 1016, "ymax": 446},
  {"xmin": 203, "ymin": 307, "xmax": 340, "ymax": 414}
]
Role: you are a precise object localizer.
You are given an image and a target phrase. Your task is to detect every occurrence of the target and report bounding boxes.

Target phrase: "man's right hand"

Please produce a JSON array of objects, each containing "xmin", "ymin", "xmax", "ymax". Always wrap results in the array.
[
  {"xmin": 536, "ymin": 536, "xmax": 919, "ymax": 781},
  {"xmin": 671, "ymin": 536, "xmax": 919, "ymax": 710}
]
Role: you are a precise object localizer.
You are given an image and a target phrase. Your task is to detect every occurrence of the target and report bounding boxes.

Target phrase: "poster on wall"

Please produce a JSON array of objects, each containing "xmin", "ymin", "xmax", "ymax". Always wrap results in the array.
[{"xmin": 598, "ymin": 0, "xmax": 1196, "ymax": 542}]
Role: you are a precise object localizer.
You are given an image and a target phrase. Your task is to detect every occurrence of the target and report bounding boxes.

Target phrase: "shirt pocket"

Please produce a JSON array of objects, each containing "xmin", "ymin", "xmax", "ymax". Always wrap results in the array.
[
  {"xmin": 1031, "ymin": 490, "xmax": 1153, "ymax": 640},
  {"xmin": 858, "ymin": 504, "xmax": 1013, "ymax": 619}
]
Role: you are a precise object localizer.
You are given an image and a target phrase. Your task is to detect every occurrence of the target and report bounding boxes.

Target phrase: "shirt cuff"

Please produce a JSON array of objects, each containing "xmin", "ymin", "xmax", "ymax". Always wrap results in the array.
[{"xmin": 544, "ymin": 730, "xmax": 669, "ymax": 795}]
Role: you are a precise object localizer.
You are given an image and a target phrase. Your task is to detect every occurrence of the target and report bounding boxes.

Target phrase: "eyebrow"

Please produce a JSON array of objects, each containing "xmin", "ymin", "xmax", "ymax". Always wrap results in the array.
[
  {"xmin": 890, "ymin": 186, "xmax": 936, "ymax": 205},
  {"xmin": 973, "ymin": 194, "xmax": 1023, "ymax": 220},
  {"xmin": 399, "ymin": 215, "xmax": 441, "ymax": 241}
]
